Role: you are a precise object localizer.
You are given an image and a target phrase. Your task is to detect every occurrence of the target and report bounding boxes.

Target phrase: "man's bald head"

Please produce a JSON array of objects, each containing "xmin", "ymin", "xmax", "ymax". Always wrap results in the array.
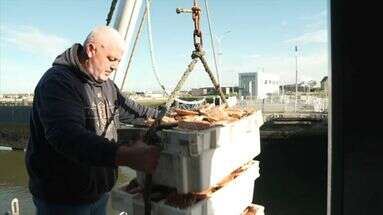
[
  {"xmin": 80, "ymin": 26, "xmax": 125, "ymax": 82},
  {"xmin": 84, "ymin": 26, "xmax": 125, "ymax": 51}
]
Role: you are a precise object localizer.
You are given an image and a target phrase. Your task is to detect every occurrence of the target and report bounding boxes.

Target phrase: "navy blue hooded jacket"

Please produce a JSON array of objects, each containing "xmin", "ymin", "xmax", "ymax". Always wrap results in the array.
[{"xmin": 25, "ymin": 44, "xmax": 158, "ymax": 204}]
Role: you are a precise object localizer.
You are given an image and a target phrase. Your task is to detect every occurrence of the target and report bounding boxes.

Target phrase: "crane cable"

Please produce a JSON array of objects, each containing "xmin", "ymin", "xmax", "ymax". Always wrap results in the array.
[
  {"xmin": 118, "ymin": 1, "xmax": 150, "ymax": 90},
  {"xmin": 203, "ymin": 0, "xmax": 221, "ymax": 84},
  {"xmin": 106, "ymin": 0, "xmax": 118, "ymax": 26}
]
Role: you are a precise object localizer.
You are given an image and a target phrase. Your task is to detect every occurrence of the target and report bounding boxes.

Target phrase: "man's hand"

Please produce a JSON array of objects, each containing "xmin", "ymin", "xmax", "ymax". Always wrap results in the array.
[{"xmin": 115, "ymin": 139, "xmax": 160, "ymax": 174}]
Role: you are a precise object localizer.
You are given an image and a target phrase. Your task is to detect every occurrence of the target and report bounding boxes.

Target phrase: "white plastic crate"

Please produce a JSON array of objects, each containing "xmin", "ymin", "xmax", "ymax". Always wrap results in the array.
[
  {"xmin": 241, "ymin": 204, "xmax": 265, "ymax": 215},
  {"xmin": 111, "ymin": 185, "xmax": 136, "ymax": 215},
  {"xmin": 112, "ymin": 160, "xmax": 260, "ymax": 215},
  {"xmin": 118, "ymin": 111, "xmax": 263, "ymax": 193}
]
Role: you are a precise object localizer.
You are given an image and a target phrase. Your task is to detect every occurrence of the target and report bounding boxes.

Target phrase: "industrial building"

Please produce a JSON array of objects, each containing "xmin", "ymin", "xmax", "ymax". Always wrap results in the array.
[{"xmin": 238, "ymin": 72, "xmax": 280, "ymax": 99}]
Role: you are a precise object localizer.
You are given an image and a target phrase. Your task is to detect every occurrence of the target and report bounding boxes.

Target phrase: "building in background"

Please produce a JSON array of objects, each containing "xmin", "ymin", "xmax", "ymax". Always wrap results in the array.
[
  {"xmin": 0, "ymin": 93, "xmax": 34, "ymax": 106},
  {"xmin": 239, "ymin": 72, "xmax": 280, "ymax": 99}
]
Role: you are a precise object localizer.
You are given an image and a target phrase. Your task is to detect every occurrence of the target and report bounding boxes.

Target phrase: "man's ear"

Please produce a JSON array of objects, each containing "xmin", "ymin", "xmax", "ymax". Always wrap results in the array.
[{"xmin": 85, "ymin": 43, "xmax": 96, "ymax": 58}]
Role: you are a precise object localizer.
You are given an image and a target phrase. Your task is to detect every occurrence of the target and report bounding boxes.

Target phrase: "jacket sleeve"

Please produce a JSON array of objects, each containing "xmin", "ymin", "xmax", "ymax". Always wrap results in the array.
[
  {"xmin": 115, "ymin": 86, "xmax": 159, "ymax": 119},
  {"xmin": 37, "ymin": 75, "xmax": 119, "ymax": 167}
]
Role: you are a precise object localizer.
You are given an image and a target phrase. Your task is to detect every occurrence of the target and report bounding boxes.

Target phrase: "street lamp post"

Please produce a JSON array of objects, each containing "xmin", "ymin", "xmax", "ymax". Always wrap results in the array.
[
  {"xmin": 294, "ymin": 45, "xmax": 299, "ymax": 113},
  {"xmin": 214, "ymin": 30, "xmax": 231, "ymax": 84}
]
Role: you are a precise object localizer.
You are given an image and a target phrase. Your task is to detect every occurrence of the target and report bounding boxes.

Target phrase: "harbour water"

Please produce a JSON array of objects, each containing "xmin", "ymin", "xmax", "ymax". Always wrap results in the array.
[{"xmin": 254, "ymin": 136, "xmax": 327, "ymax": 215}]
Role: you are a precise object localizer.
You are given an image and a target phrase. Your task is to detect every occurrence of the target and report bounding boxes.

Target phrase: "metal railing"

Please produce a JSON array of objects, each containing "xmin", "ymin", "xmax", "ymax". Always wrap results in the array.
[{"xmin": 239, "ymin": 94, "xmax": 328, "ymax": 113}]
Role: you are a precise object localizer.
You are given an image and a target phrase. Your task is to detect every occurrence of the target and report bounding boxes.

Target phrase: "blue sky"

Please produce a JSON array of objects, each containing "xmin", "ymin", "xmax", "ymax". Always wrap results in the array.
[{"xmin": 0, "ymin": 0, "xmax": 328, "ymax": 93}]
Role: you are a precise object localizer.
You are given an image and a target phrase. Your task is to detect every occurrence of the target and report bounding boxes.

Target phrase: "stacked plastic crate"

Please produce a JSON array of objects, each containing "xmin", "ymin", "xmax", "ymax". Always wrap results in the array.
[{"xmin": 112, "ymin": 110, "xmax": 265, "ymax": 215}]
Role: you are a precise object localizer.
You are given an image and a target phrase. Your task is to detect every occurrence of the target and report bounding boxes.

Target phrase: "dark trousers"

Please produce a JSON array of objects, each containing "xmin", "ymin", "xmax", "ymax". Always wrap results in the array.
[{"xmin": 32, "ymin": 193, "xmax": 109, "ymax": 215}]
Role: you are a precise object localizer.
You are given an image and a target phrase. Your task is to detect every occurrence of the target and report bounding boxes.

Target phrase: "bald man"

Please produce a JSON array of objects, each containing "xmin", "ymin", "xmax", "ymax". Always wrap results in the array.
[{"xmin": 26, "ymin": 26, "xmax": 160, "ymax": 215}]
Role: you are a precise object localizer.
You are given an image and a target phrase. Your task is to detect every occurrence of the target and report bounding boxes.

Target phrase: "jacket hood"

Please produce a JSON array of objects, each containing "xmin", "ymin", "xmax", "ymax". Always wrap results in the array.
[{"xmin": 53, "ymin": 43, "xmax": 100, "ymax": 85}]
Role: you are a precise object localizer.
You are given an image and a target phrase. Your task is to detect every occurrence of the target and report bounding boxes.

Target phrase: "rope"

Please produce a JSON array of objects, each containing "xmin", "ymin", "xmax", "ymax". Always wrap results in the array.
[
  {"xmin": 106, "ymin": 0, "xmax": 118, "ymax": 26},
  {"xmin": 198, "ymin": 53, "xmax": 227, "ymax": 104},
  {"xmin": 163, "ymin": 58, "xmax": 199, "ymax": 109},
  {"xmin": 203, "ymin": 0, "xmax": 220, "ymax": 84},
  {"xmin": 119, "ymin": 4, "xmax": 149, "ymax": 90}
]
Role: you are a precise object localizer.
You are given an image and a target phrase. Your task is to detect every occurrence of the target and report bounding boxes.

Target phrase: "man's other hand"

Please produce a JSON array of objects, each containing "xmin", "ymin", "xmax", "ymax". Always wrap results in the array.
[{"xmin": 115, "ymin": 139, "xmax": 160, "ymax": 174}]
